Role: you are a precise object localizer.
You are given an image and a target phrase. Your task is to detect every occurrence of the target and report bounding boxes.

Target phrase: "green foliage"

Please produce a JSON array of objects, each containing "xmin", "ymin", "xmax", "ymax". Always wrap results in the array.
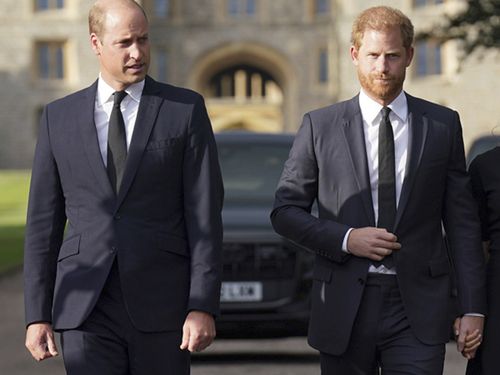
[
  {"xmin": 0, "ymin": 226, "xmax": 25, "ymax": 274},
  {"xmin": 419, "ymin": 0, "xmax": 500, "ymax": 56},
  {"xmin": 0, "ymin": 171, "xmax": 30, "ymax": 273}
]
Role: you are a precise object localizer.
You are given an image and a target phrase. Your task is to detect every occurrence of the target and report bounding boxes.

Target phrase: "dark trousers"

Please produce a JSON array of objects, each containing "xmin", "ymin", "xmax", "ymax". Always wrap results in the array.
[
  {"xmin": 60, "ymin": 261, "xmax": 190, "ymax": 375},
  {"xmin": 320, "ymin": 274, "xmax": 445, "ymax": 375}
]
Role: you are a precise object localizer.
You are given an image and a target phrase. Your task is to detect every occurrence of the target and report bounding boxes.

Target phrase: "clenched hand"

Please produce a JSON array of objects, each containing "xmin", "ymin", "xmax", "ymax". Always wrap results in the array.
[
  {"xmin": 180, "ymin": 310, "xmax": 216, "ymax": 353},
  {"xmin": 25, "ymin": 322, "xmax": 58, "ymax": 361},
  {"xmin": 347, "ymin": 227, "xmax": 401, "ymax": 261}
]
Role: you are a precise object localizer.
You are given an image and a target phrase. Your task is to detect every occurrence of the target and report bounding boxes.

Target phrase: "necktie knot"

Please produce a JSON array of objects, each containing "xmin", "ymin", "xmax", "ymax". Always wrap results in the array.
[
  {"xmin": 381, "ymin": 107, "xmax": 391, "ymax": 122},
  {"xmin": 113, "ymin": 91, "xmax": 127, "ymax": 108}
]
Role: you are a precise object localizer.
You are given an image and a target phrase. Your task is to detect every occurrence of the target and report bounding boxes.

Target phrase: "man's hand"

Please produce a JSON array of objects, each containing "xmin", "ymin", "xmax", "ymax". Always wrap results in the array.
[
  {"xmin": 25, "ymin": 322, "xmax": 58, "ymax": 361},
  {"xmin": 347, "ymin": 227, "xmax": 401, "ymax": 261},
  {"xmin": 180, "ymin": 311, "xmax": 216, "ymax": 353},
  {"xmin": 454, "ymin": 316, "xmax": 484, "ymax": 359}
]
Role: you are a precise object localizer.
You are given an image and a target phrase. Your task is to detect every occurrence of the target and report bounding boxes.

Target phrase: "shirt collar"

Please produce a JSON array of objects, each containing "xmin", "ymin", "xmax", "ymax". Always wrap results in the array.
[
  {"xmin": 96, "ymin": 74, "xmax": 145, "ymax": 107},
  {"xmin": 359, "ymin": 89, "xmax": 408, "ymax": 125}
]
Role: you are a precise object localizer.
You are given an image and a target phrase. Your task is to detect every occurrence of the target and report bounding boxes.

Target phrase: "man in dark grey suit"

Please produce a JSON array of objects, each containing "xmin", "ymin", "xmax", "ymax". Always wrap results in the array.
[
  {"xmin": 272, "ymin": 6, "xmax": 485, "ymax": 374},
  {"xmin": 23, "ymin": 0, "xmax": 223, "ymax": 373}
]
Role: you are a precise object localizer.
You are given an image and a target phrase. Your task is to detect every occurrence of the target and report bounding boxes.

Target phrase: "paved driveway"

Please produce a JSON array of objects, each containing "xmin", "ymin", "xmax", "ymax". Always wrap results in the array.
[{"xmin": 1, "ymin": 271, "xmax": 468, "ymax": 374}]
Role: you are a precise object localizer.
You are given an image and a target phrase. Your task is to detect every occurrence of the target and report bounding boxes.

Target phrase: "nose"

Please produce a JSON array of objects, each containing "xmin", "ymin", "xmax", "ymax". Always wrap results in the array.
[
  {"xmin": 129, "ymin": 42, "xmax": 142, "ymax": 61},
  {"xmin": 375, "ymin": 55, "xmax": 389, "ymax": 73}
]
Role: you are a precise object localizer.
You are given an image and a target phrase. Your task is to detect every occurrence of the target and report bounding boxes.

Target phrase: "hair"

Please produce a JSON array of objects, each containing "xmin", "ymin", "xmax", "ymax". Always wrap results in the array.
[
  {"xmin": 89, "ymin": 0, "xmax": 148, "ymax": 39},
  {"xmin": 351, "ymin": 6, "xmax": 414, "ymax": 49}
]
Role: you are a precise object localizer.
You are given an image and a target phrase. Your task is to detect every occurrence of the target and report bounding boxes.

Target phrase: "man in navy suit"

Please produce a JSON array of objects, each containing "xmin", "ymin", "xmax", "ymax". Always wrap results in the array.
[
  {"xmin": 23, "ymin": 0, "xmax": 223, "ymax": 373},
  {"xmin": 272, "ymin": 6, "xmax": 486, "ymax": 374}
]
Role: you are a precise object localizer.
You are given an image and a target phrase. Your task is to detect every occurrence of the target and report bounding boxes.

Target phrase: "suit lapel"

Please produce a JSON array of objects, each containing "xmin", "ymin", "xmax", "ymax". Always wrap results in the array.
[
  {"xmin": 115, "ymin": 76, "xmax": 163, "ymax": 209},
  {"xmin": 77, "ymin": 81, "xmax": 115, "ymax": 196},
  {"xmin": 394, "ymin": 94, "xmax": 428, "ymax": 230},
  {"xmin": 342, "ymin": 97, "xmax": 376, "ymax": 226}
]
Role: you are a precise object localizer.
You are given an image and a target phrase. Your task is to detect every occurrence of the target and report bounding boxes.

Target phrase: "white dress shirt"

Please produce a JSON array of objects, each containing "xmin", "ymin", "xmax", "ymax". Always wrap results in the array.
[
  {"xmin": 343, "ymin": 89, "xmax": 409, "ymax": 274},
  {"xmin": 94, "ymin": 75, "xmax": 145, "ymax": 166}
]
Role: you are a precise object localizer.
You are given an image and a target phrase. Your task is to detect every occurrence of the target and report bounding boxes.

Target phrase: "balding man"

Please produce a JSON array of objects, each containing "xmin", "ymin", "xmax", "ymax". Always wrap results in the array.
[{"xmin": 23, "ymin": 1, "xmax": 223, "ymax": 373}]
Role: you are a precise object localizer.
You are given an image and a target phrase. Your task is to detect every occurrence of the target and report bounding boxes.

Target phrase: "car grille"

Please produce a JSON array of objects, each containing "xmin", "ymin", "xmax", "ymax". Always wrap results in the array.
[{"xmin": 222, "ymin": 243, "xmax": 296, "ymax": 281}]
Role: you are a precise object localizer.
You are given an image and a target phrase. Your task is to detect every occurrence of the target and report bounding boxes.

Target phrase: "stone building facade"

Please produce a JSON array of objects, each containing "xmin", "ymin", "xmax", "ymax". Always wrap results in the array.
[{"xmin": 0, "ymin": 0, "xmax": 498, "ymax": 168}]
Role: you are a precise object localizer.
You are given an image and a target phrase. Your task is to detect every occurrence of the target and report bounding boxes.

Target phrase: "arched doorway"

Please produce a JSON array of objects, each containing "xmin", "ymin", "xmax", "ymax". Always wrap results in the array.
[{"xmin": 189, "ymin": 43, "xmax": 296, "ymax": 133}]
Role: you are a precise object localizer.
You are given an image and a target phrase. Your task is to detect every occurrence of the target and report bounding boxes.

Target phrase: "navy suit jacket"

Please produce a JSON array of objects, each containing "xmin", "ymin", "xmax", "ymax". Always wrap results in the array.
[
  {"xmin": 24, "ymin": 76, "xmax": 223, "ymax": 332},
  {"xmin": 271, "ymin": 93, "xmax": 486, "ymax": 355}
]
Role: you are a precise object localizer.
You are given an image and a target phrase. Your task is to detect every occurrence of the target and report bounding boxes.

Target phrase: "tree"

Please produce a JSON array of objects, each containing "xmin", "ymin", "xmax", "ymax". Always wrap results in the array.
[{"xmin": 418, "ymin": 0, "xmax": 500, "ymax": 57}]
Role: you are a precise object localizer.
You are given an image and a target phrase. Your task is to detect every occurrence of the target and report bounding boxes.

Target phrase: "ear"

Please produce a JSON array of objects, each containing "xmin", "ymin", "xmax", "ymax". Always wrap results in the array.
[
  {"xmin": 90, "ymin": 33, "xmax": 102, "ymax": 56},
  {"xmin": 405, "ymin": 46, "xmax": 414, "ymax": 67},
  {"xmin": 350, "ymin": 45, "xmax": 359, "ymax": 66}
]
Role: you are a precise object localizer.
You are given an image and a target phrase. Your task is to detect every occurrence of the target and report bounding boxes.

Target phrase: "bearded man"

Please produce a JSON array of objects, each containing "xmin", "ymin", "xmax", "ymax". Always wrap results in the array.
[{"xmin": 271, "ymin": 6, "xmax": 486, "ymax": 375}]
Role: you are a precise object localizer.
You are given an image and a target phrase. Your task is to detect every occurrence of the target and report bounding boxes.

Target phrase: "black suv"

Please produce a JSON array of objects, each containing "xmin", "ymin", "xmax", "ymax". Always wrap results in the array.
[{"xmin": 215, "ymin": 132, "xmax": 313, "ymax": 338}]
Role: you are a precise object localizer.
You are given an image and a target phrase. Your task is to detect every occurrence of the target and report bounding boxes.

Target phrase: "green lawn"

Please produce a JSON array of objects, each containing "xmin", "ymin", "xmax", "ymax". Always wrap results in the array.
[{"xmin": 0, "ymin": 171, "xmax": 30, "ymax": 273}]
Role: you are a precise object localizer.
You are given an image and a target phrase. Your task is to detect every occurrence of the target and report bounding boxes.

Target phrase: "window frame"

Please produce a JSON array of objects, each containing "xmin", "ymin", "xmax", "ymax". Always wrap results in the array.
[
  {"xmin": 414, "ymin": 40, "xmax": 443, "ymax": 77},
  {"xmin": 34, "ymin": 0, "xmax": 64, "ymax": 11},
  {"xmin": 34, "ymin": 40, "xmax": 67, "ymax": 81},
  {"xmin": 227, "ymin": 0, "xmax": 257, "ymax": 17},
  {"xmin": 318, "ymin": 47, "xmax": 329, "ymax": 84}
]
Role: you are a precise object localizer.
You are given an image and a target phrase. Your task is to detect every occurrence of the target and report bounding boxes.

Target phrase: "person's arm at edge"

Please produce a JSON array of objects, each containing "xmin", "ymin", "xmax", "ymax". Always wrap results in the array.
[
  {"xmin": 180, "ymin": 94, "xmax": 223, "ymax": 352},
  {"xmin": 24, "ymin": 105, "xmax": 66, "ymax": 361}
]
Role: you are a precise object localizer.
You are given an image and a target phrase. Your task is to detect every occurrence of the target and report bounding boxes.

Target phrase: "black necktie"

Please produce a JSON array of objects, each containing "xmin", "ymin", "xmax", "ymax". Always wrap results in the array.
[
  {"xmin": 376, "ymin": 107, "xmax": 396, "ymax": 268},
  {"xmin": 107, "ymin": 91, "xmax": 128, "ymax": 194}
]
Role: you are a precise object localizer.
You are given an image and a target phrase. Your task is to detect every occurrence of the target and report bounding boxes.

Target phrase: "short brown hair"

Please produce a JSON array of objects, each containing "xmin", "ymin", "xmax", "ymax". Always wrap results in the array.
[
  {"xmin": 351, "ymin": 6, "xmax": 414, "ymax": 49},
  {"xmin": 88, "ymin": 0, "xmax": 147, "ymax": 39}
]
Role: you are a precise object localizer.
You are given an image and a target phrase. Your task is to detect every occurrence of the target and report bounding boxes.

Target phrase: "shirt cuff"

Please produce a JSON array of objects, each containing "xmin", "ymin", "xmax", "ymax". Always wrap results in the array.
[
  {"xmin": 342, "ymin": 228, "xmax": 354, "ymax": 253},
  {"xmin": 464, "ymin": 313, "xmax": 485, "ymax": 317}
]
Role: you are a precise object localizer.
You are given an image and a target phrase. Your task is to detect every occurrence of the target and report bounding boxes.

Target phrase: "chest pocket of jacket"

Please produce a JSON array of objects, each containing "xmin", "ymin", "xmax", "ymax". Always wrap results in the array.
[
  {"xmin": 145, "ymin": 137, "xmax": 182, "ymax": 152},
  {"xmin": 143, "ymin": 138, "xmax": 184, "ymax": 168}
]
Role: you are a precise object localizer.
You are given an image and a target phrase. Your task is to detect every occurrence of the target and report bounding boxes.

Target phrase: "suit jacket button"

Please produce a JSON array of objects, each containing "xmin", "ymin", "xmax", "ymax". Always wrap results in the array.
[
  {"xmin": 114, "ymin": 215, "xmax": 121, "ymax": 220},
  {"xmin": 110, "ymin": 246, "xmax": 117, "ymax": 254},
  {"xmin": 358, "ymin": 278, "xmax": 365, "ymax": 285}
]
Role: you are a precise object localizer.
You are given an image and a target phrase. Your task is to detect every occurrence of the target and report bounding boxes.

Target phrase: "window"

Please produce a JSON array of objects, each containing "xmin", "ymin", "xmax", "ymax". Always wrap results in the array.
[
  {"xmin": 154, "ymin": 50, "xmax": 168, "ymax": 83},
  {"xmin": 415, "ymin": 41, "xmax": 442, "ymax": 77},
  {"xmin": 318, "ymin": 49, "xmax": 329, "ymax": 83},
  {"xmin": 35, "ymin": 41, "xmax": 65, "ymax": 80},
  {"xmin": 227, "ymin": 0, "xmax": 256, "ymax": 16},
  {"xmin": 153, "ymin": 0, "xmax": 170, "ymax": 18},
  {"xmin": 414, "ymin": 0, "xmax": 443, "ymax": 7},
  {"xmin": 208, "ymin": 65, "xmax": 281, "ymax": 102},
  {"xmin": 35, "ymin": 0, "xmax": 64, "ymax": 11},
  {"xmin": 315, "ymin": 0, "xmax": 330, "ymax": 14}
]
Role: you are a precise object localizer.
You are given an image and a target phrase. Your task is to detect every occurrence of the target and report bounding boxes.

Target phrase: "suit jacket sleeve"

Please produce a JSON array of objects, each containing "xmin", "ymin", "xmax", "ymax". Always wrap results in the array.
[
  {"xmin": 442, "ymin": 111, "xmax": 486, "ymax": 315},
  {"xmin": 469, "ymin": 156, "xmax": 490, "ymax": 241},
  {"xmin": 183, "ymin": 95, "xmax": 224, "ymax": 316},
  {"xmin": 271, "ymin": 113, "xmax": 350, "ymax": 263},
  {"xmin": 24, "ymin": 105, "xmax": 67, "ymax": 326}
]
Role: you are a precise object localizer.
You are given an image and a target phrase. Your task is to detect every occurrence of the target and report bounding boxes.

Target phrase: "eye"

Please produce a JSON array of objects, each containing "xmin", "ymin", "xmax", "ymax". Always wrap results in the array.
[{"xmin": 118, "ymin": 39, "xmax": 132, "ymax": 47}]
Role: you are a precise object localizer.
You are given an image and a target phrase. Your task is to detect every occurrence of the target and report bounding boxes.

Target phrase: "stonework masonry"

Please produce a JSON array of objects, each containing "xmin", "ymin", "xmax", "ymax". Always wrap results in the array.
[{"xmin": 0, "ymin": 0, "xmax": 498, "ymax": 168}]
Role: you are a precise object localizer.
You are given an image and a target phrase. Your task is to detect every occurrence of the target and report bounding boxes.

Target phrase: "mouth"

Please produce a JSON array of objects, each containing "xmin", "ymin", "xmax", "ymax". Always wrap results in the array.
[
  {"xmin": 126, "ymin": 63, "xmax": 145, "ymax": 73},
  {"xmin": 373, "ymin": 79, "xmax": 394, "ymax": 86}
]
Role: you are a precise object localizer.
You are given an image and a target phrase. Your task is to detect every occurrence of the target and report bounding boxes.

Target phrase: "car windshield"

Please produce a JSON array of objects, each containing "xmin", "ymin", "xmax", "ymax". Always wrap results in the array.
[{"xmin": 218, "ymin": 141, "xmax": 291, "ymax": 205}]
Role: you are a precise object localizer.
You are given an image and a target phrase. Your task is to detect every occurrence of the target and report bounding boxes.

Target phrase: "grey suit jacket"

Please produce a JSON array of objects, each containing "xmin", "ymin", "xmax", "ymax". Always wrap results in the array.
[
  {"xmin": 24, "ymin": 76, "xmax": 224, "ymax": 332},
  {"xmin": 271, "ymin": 93, "xmax": 486, "ymax": 355}
]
